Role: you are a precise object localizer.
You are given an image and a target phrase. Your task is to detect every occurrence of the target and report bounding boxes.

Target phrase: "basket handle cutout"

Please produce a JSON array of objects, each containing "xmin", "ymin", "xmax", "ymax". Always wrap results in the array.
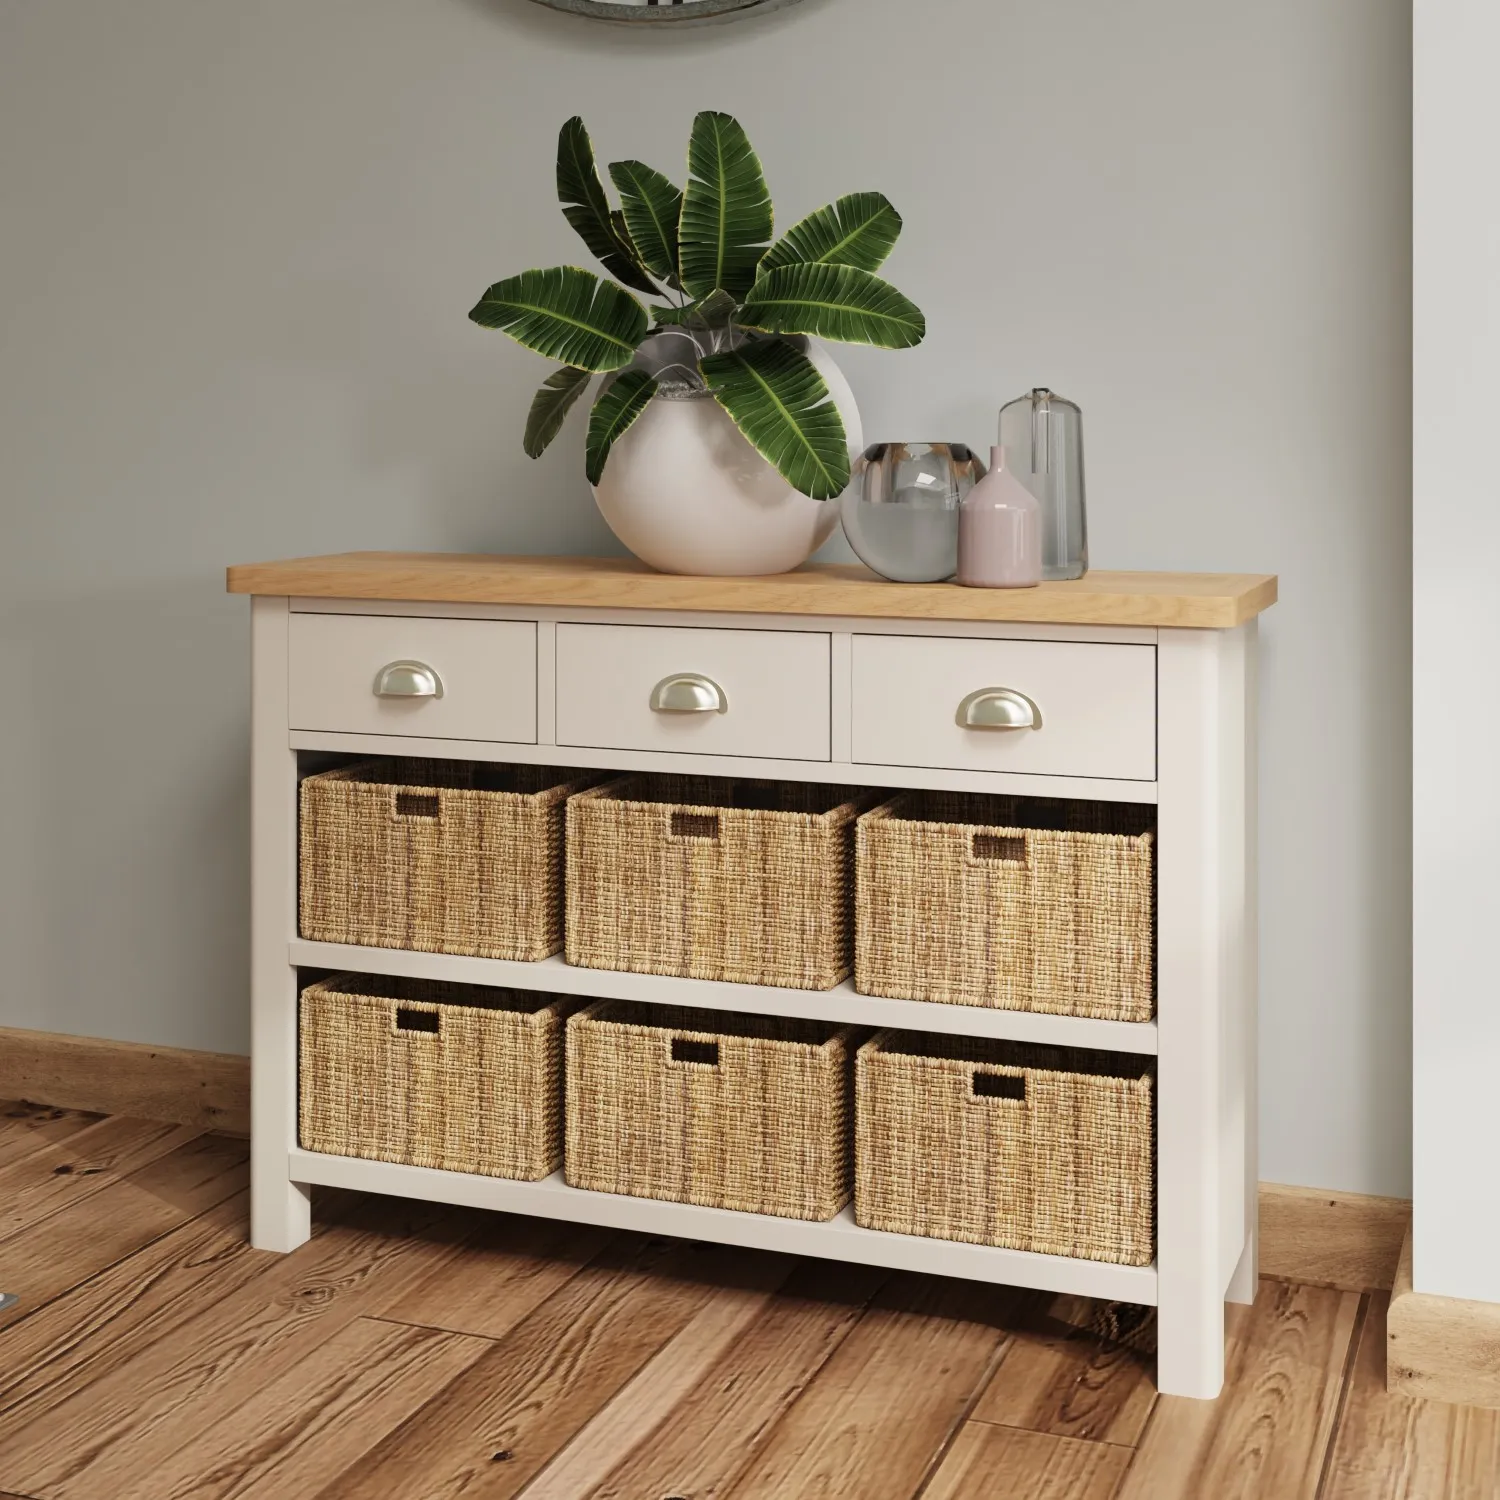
[
  {"xmin": 671, "ymin": 1037, "xmax": 720, "ymax": 1066},
  {"xmin": 972, "ymin": 832, "xmax": 1026, "ymax": 863},
  {"xmin": 670, "ymin": 812, "xmax": 720, "ymax": 841},
  {"xmin": 395, "ymin": 1006, "xmax": 441, "ymax": 1035},
  {"xmin": 394, "ymin": 792, "xmax": 440, "ymax": 819},
  {"xmin": 972, "ymin": 1070, "xmax": 1025, "ymax": 1102}
]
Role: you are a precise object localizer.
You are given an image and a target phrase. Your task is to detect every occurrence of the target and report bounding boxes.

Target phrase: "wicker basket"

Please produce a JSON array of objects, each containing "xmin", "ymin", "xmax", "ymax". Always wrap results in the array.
[
  {"xmin": 855, "ymin": 792, "xmax": 1156, "ymax": 1022},
  {"xmin": 300, "ymin": 759, "xmax": 596, "ymax": 960},
  {"xmin": 565, "ymin": 1000, "xmax": 857, "ymax": 1220},
  {"xmin": 299, "ymin": 973, "xmax": 573, "ymax": 1180},
  {"xmin": 565, "ymin": 776, "xmax": 876, "ymax": 990},
  {"xmin": 854, "ymin": 1030, "xmax": 1155, "ymax": 1265}
]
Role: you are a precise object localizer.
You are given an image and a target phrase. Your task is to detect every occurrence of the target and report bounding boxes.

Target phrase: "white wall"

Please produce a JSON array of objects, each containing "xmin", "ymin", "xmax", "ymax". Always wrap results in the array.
[
  {"xmin": 1412, "ymin": 0, "xmax": 1497, "ymax": 1299},
  {"xmin": 0, "ymin": 0, "xmax": 1410, "ymax": 1196}
]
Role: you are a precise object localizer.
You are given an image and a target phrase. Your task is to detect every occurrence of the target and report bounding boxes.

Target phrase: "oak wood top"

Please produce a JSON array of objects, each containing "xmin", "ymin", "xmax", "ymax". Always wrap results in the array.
[{"xmin": 226, "ymin": 552, "xmax": 1277, "ymax": 629}]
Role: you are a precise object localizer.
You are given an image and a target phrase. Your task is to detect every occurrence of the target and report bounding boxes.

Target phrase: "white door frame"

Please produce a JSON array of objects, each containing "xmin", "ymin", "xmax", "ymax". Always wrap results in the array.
[{"xmin": 1411, "ymin": 0, "xmax": 1500, "ymax": 1303}]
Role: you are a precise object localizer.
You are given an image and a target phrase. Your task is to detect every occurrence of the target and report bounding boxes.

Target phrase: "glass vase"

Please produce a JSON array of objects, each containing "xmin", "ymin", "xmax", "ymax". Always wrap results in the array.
[
  {"xmin": 997, "ymin": 388, "xmax": 1088, "ymax": 581},
  {"xmin": 840, "ymin": 442, "xmax": 987, "ymax": 582}
]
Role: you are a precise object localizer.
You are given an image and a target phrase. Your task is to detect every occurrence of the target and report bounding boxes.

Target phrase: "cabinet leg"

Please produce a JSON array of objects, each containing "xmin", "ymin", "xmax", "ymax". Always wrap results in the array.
[
  {"xmin": 1156, "ymin": 1287, "xmax": 1226, "ymax": 1399},
  {"xmin": 252, "ymin": 1165, "xmax": 312, "ymax": 1252},
  {"xmin": 1154, "ymin": 626, "xmax": 1251, "ymax": 1402},
  {"xmin": 250, "ymin": 598, "xmax": 306, "ymax": 1255},
  {"xmin": 1227, "ymin": 1232, "xmax": 1258, "ymax": 1306}
]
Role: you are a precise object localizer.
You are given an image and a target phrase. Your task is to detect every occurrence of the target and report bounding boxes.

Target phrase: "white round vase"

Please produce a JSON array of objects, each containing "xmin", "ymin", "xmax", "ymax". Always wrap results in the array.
[{"xmin": 590, "ymin": 338, "xmax": 861, "ymax": 577}]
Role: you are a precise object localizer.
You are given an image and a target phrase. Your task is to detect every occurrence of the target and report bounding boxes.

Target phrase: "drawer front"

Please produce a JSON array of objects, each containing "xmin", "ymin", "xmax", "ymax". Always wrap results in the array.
[
  {"xmin": 288, "ymin": 613, "xmax": 537, "ymax": 742},
  {"xmin": 555, "ymin": 624, "xmax": 830, "ymax": 761},
  {"xmin": 851, "ymin": 634, "xmax": 1155, "ymax": 780}
]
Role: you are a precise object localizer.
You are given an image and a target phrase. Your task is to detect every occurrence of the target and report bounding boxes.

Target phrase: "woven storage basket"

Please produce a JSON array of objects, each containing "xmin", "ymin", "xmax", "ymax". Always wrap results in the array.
[
  {"xmin": 565, "ymin": 1000, "xmax": 857, "ymax": 1220},
  {"xmin": 300, "ymin": 759, "xmax": 596, "ymax": 960},
  {"xmin": 299, "ymin": 973, "xmax": 572, "ymax": 1180},
  {"xmin": 855, "ymin": 1030, "xmax": 1155, "ymax": 1265},
  {"xmin": 855, "ymin": 792, "xmax": 1156, "ymax": 1021},
  {"xmin": 566, "ymin": 775, "xmax": 875, "ymax": 990}
]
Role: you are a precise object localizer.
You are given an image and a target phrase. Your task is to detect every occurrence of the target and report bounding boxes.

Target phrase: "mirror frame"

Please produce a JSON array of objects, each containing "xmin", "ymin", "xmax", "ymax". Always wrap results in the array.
[{"xmin": 527, "ymin": 0, "xmax": 804, "ymax": 21}]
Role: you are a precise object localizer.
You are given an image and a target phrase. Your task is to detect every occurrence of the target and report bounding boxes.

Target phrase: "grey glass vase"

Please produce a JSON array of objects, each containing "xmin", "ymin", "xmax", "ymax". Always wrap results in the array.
[{"xmin": 840, "ymin": 443, "xmax": 988, "ymax": 583}]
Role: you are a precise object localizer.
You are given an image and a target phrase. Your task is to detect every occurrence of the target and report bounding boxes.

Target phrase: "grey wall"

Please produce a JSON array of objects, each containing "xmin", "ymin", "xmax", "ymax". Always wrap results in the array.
[{"xmin": 0, "ymin": 0, "xmax": 1411, "ymax": 1196}]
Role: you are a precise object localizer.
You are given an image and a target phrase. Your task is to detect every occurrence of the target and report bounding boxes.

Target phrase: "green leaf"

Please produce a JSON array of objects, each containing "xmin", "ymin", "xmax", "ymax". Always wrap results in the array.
[
  {"xmin": 609, "ymin": 160, "xmax": 683, "ymax": 286},
  {"xmin": 586, "ymin": 369, "xmax": 657, "ymax": 485},
  {"xmin": 651, "ymin": 289, "xmax": 737, "ymax": 329},
  {"xmin": 691, "ymin": 289, "xmax": 738, "ymax": 327},
  {"xmin": 470, "ymin": 266, "xmax": 648, "ymax": 372},
  {"xmin": 738, "ymin": 263, "xmax": 926, "ymax": 349},
  {"xmin": 557, "ymin": 116, "xmax": 659, "ymax": 295},
  {"xmin": 679, "ymin": 111, "xmax": 773, "ymax": 300},
  {"xmin": 758, "ymin": 192, "xmax": 903, "ymax": 276},
  {"xmin": 699, "ymin": 339, "xmax": 850, "ymax": 500},
  {"xmin": 523, "ymin": 365, "xmax": 591, "ymax": 459},
  {"xmin": 607, "ymin": 209, "xmax": 661, "ymax": 291}
]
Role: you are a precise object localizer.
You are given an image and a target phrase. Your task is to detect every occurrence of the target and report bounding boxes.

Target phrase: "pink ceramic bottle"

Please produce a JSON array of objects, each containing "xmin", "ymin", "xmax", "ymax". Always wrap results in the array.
[{"xmin": 957, "ymin": 445, "xmax": 1042, "ymax": 587}]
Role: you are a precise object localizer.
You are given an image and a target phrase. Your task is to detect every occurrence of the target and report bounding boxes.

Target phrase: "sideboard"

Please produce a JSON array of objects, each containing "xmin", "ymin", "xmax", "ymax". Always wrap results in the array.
[{"xmin": 227, "ymin": 552, "xmax": 1276, "ymax": 1400}]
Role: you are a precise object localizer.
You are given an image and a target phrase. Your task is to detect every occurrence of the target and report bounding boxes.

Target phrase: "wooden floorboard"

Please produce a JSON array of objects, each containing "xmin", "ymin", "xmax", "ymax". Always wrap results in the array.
[
  {"xmin": 0, "ymin": 1100, "xmax": 105, "ymax": 1172},
  {"xmin": 970, "ymin": 1291, "xmax": 1158, "ymax": 1445},
  {"xmin": 519, "ymin": 1253, "xmax": 795, "ymax": 1500},
  {"xmin": 0, "ymin": 1133, "xmax": 247, "ymax": 1337},
  {"xmin": 374, "ymin": 1213, "xmax": 618, "ymax": 1340},
  {"xmin": 0, "ymin": 1191, "xmax": 261, "ymax": 1423},
  {"xmin": 121, "ymin": 1316, "xmax": 497, "ymax": 1500},
  {"xmin": 0, "ymin": 1108, "xmax": 1493, "ymax": 1500},
  {"xmin": 580, "ymin": 1258, "xmax": 890, "ymax": 1500},
  {"xmin": 319, "ymin": 1239, "xmax": 769, "ymax": 1499},
  {"xmin": 0, "ymin": 1198, "xmax": 562, "ymax": 1497},
  {"xmin": 1115, "ymin": 1278, "xmax": 1362, "ymax": 1500},
  {"xmin": 921, "ymin": 1421, "xmax": 1133, "ymax": 1498},
  {"xmin": 1322, "ymin": 1293, "xmax": 1500, "ymax": 1500},
  {"xmin": 0, "ymin": 1115, "xmax": 202, "ymax": 1243},
  {"xmin": 721, "ymin": 1274, "xmax": 1029, "ymax": 1500}
]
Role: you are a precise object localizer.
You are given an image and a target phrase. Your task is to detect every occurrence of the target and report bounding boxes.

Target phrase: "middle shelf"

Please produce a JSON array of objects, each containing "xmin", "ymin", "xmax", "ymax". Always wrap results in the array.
[{"xmin": 288, "ymin": 939, "xmax": 1158, "ymax": 1054}]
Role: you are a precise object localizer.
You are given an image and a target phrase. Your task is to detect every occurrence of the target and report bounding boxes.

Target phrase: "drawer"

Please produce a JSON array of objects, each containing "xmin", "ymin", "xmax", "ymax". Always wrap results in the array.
[
  {"xmin": 555, "ymin": 624, "xmax": 830, "ymax": 761},
  {"xmin": 288, "ymin": 613, "xmax": 537, "ymax": 742},
  {"xmin": 851, "ymin": 634, "xmax": 1155, "ymax": 781}
]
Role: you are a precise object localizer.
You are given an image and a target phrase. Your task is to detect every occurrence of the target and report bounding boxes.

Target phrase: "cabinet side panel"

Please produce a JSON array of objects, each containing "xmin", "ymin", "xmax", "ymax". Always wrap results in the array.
[
  {"xmin": 251, "ymin": 595, "xmax": 312, "ymax": 1250},
  {"xmin": 1155, "ymin": 628, "xmax": 1236, "ymax": 1396},
  {"xmin": 1227, "ymin": 621, "xmax": 1259, "ymax": 1303}
]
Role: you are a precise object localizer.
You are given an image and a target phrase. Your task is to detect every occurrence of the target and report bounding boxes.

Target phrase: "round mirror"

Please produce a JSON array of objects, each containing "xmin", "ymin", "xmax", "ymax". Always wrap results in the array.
[{"xmin": 528, "ymin": 0, "xmax": 803, "ymax": 20}]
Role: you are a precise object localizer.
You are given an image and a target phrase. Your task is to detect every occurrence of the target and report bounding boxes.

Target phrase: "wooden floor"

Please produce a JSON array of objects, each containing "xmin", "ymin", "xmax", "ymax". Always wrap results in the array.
[{"xmin": 0, "ymin": 1101, "xmax": 1492, "ymax": 1500}]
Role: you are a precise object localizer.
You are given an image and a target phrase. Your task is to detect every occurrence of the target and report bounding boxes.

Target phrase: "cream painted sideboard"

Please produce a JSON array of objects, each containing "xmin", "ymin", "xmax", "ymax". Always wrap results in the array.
[{"xmin": 228, "ymin": 553, "xmax": 1277, "ymax": 1400}]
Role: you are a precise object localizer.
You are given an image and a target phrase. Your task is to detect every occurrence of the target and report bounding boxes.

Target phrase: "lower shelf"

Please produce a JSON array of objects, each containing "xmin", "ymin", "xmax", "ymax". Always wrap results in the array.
[{"xmin": 288, "ymin": 1147, "xmax": 1159, "ymax": 1306}]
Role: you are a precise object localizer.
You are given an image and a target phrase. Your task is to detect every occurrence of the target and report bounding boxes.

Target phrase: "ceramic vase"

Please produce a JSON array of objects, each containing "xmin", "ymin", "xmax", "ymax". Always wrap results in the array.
[
  {"xmin": 590, "ymin": 332, "xmax": 861, "ymax": 577},
  {"xmin": 957, "ymin": 445, "xmax": 1042, "ymax": 588}
]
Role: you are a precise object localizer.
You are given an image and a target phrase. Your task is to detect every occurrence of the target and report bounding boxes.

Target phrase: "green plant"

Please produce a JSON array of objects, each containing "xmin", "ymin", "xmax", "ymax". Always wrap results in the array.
[{"xmin": 470, "ymin": 112, "xmax": 925, "ymax": 500}]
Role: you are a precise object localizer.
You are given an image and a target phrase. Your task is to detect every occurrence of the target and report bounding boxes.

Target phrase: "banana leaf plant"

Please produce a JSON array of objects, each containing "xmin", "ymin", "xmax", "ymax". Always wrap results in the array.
[{"xmin": 469, "ymin": 112, "xmax": 925, "ymax": 500}]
